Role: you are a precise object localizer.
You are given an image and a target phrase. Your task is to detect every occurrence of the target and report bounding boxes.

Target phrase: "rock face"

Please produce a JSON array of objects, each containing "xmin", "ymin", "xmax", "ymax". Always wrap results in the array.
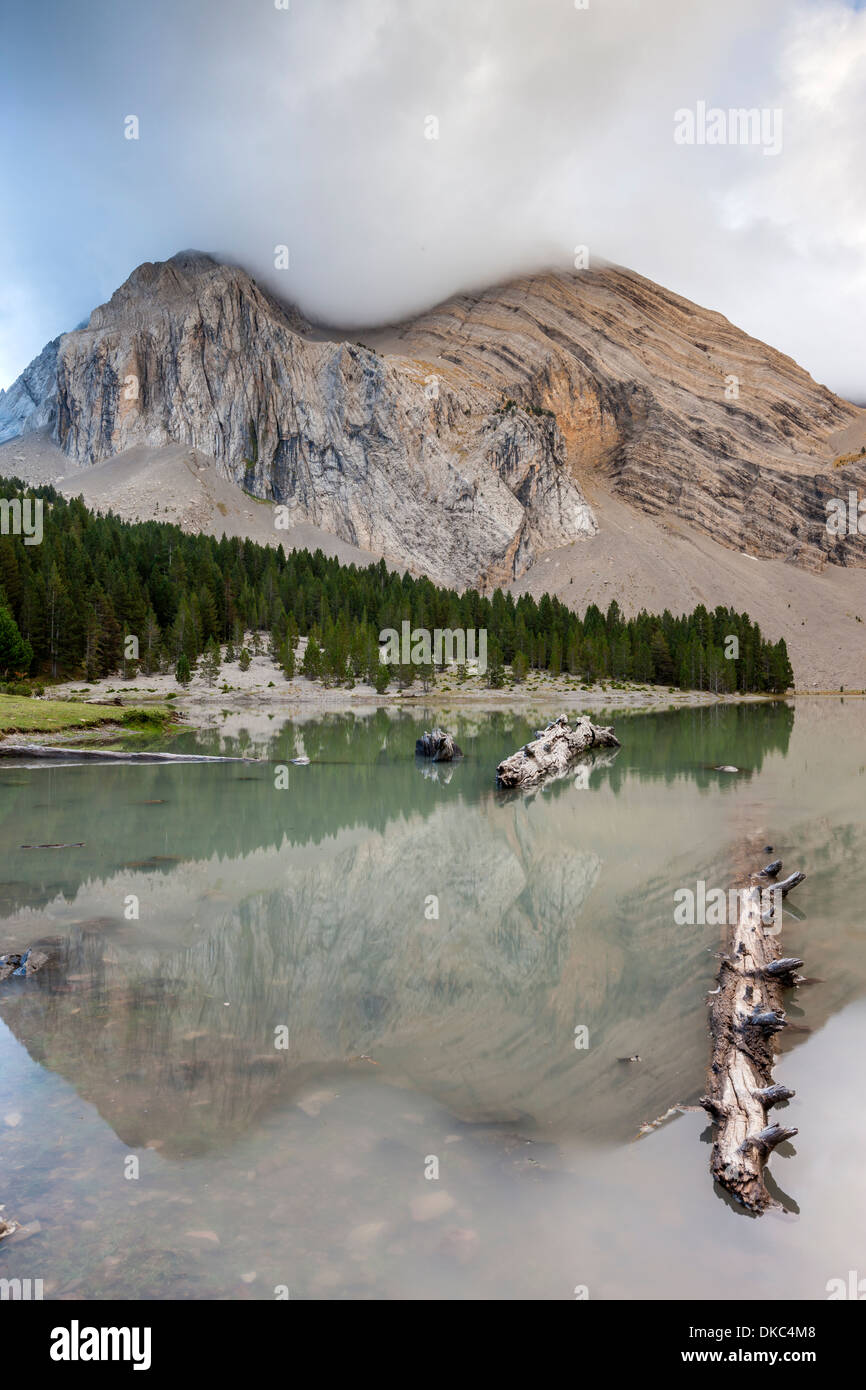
[
  {"xmin": 386, "ymin": 267, "xmax": 866, "ymax": 573},
  {"xmin": 5, "ymin": 252, "xmax": 595, "ymax": 587},
  {"xmin": 0, "ymin": 337, "xmax": 60, "ymax": 444},
  {"xmin": 1, "ymin": 250, "xmax": 864, "ymax": 582}
]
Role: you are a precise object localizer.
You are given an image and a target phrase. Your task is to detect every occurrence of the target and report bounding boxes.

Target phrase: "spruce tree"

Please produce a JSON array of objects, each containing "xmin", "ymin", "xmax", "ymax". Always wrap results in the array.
[
  {"xmin": 202, "ymin": 637, "xmax": 221, "ymax": 686},
  {"xmin": 301, "ymin": 636, "xmax": 322, "ymax": 680}
]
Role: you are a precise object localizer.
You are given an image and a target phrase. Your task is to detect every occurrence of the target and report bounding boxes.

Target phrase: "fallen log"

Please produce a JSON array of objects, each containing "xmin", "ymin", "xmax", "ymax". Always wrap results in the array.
[
  {"xmin": 495, "ymin": 715, "xmax": 620, "ymax": 789},
  {"xmin": 0, "ymin": 745, "xmax": 257, "ymax": 763},
  {"xmin": 415, "ymin": 728, "xmax": 462, "ymax": 761},
  {"xmin": 700, "ymin": 860, "xmax": 806, "ymax": 1213}
]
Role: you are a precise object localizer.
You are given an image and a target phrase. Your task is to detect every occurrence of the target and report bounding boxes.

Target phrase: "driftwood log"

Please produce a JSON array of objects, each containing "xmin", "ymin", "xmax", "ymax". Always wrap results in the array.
[
  {"xmin": 495, "ymin": 715, "xmax": 620, "ymax": 789},
  {"xmin": 701, "ymin": 859, "xmax": 806, "ymax": 1212},
  {"xmin": 0, "ymin": 745, "xmax": 256, "ymax": 763},
  {"xmin": 415, "ymin": 729, "xmax": 462, "ymax": 761}
]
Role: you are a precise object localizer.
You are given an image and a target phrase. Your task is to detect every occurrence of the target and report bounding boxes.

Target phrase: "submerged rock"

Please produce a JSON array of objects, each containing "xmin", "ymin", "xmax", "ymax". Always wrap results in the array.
[{"xmin": 415, "ymin": 729, "xmax": 463, "ymax": 762}]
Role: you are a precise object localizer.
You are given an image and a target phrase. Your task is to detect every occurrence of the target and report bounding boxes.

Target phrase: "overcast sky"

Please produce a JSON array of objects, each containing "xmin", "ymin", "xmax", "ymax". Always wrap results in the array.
[{"xmin": 1, "ymin": 0, "xmax": 865, "ymax": 398}]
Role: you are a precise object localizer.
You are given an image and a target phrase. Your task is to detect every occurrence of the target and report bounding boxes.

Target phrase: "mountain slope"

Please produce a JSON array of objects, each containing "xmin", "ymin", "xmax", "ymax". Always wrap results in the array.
[
  {"xmin": 373, "ymin": 266, "xmax": 866, "ymax": 571},
  {"xmin": 511, "ymin": 478, "xmax": 866, "ymax": 691}
]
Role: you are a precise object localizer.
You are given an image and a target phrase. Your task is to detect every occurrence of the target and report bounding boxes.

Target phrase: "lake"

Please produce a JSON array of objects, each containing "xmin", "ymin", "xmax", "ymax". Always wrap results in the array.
[{"xmin": 1, "ymin": 698, "xmax": 864, "ymax": 1299}]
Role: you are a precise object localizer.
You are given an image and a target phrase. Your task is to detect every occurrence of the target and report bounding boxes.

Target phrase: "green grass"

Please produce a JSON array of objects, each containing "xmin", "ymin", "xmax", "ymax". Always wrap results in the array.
[{"xmin": 0, "ymin": 695, "xmax": 174, "ymax": 736}]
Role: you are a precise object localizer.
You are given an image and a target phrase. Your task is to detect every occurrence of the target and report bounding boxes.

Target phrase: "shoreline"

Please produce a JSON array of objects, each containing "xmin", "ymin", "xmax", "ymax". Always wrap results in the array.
[{"xmin": 2, "ymin": 644, "xmax": 859, "ymax": 747}]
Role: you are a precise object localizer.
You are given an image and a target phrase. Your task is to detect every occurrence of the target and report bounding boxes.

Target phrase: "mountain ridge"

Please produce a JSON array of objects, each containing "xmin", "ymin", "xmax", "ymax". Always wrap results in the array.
[{"xmin": 1, "ymin": 250, "xmax": 864, "ymax": 588}]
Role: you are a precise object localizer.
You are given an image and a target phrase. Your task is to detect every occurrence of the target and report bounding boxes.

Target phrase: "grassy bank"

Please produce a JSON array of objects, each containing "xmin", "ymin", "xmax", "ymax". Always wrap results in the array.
[{"xmin": 0, "ymin": 695, "xmax": 175, "ymax": 738}]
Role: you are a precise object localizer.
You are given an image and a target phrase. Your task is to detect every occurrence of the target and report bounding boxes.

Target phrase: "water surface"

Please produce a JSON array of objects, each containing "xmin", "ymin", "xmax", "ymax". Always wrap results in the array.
[{"xmin": 1, "ymin": 699, "xmax": 864, "ymax": 1299}]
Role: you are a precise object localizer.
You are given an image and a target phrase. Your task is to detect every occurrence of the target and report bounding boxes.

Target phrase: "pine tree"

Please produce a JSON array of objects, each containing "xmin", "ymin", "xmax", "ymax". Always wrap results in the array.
[
  {"xmin": 651, "ymin": 630, "xmax": 676, "ymax": 685},
  {"xmin": 201, "ymin": 637, "xmax": 221, "ymax": 686},
  {"xmin": 281, "ymin": 638, "xmax": 296, "ymax": 680},
  {"xmin": 769, "ymin": 639, "xmax": 793, "ymax": 693},
  {"xmin": 0, "ymin": 603, "xmax": 32, "ymax": 677},
  {"xmin": 301, "ymin": 636, "xmax": 322, "ymax": 680},
  {"xmin": 486, "ymin": 636, "xmax": 505, "ymax": 688}
]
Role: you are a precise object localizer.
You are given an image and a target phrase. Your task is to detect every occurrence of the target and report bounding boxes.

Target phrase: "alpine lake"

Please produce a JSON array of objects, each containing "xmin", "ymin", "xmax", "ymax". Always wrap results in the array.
[{"xmin": 1, "ymin": 697, "xmax": 864, "ymax": 1300}]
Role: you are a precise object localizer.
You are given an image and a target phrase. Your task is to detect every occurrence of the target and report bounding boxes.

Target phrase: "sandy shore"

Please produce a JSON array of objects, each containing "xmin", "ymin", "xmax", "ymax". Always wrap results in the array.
[{"xmin": 34, "ymin": 639, "xmax": 789, "ymax": 739}]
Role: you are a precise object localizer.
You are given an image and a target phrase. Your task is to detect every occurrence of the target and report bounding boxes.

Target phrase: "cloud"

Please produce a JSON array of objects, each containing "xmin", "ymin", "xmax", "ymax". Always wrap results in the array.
[{"xmin": 1, "ymin": 0, "xmax": 864, "ymax": 399}]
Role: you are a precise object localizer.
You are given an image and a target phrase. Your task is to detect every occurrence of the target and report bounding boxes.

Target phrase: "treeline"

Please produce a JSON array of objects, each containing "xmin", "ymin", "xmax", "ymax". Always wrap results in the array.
[{"xmin": 0, "ymin": 476, "xmax": 793, "ymax": 692}]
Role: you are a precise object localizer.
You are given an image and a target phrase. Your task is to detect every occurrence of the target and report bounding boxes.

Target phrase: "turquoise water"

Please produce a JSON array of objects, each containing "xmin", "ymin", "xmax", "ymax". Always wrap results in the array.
[{"xmin": 0, "ymin": 699, "xmax": 864, "ymax": 1299}]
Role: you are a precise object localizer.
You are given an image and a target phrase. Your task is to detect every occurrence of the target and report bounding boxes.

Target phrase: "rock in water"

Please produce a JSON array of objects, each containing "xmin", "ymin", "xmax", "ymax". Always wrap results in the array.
[
  {"xmin": 495, "ymin": 715, "xmax": 620, "ymax": 789},
  {"xmin": 415, "ymin": 729, "xmax": 463, "ymax": 761}
]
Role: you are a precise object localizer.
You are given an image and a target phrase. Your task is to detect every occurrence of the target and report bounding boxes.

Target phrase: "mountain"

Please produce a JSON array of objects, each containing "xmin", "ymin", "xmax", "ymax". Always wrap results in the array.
[
  {"xmin": 0, "ymin": 335, "xmax": 60, "ymax": 445},
  {"xmin": 1, "ymin": 250, "xmax": 865, "ymax": 591},
  {"xmin": 1, "ymin": 252, "xmax": 595, "ymax": 588}
]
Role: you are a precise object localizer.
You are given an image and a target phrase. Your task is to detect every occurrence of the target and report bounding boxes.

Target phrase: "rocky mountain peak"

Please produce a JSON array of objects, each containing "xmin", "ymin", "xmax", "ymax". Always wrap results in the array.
[
  {"xmin": 86, "ymin": 250, "xmax": 309, "ymax": 337},
  {"xmin": 1, "ymin": 253, "xmax": 863, "ymax": 584}
]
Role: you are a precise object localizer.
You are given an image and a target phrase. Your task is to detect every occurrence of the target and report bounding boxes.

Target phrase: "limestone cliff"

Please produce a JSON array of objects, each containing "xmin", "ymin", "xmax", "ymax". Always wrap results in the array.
[
  {"xmin": 383, "ymin": 266, "xmax": 866, "ymax": 572},
  {"xmin": 0, "ymin": 336, "xmax": 60, "ymax": 445},
  {"xmin": 43, "ymin": 253, "xmax": 595, "ymax": 587}
]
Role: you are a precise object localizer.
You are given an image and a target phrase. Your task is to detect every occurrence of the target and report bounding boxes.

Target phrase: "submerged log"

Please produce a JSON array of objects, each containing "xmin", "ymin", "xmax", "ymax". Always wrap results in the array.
[
  {"xmin": 415, "ymin": 729, "xmax": 463, "ymax": 761},
  {"xmin": 0, "ymin": 946, "xmax": 52, "ymax": 981},
  {"xmin": 768, "ymin": 870, "xmax": 806, "ymax": 898},
  {"xmin": 495, "ymin": 715, "xmax": 620, "ymax": 789},
  {"xmin": 0, "ymin": 745, "xmax": 256, "ymax": 763},
  {"xmin": 700, "ymin": 860, "xmax": 806, "ymax": 1213}
]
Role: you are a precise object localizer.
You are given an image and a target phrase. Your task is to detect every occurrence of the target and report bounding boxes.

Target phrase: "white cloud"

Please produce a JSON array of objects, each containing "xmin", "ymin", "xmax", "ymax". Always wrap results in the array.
[{"xmin": 1, "ymin": 0, "xmax": 864, "ymax": 398}]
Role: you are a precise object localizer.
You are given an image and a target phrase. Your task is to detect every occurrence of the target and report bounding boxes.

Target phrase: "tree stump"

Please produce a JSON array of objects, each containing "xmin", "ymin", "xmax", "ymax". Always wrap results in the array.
[{"xmin": 415, "ymin": 728, "xmax": 462, "ymax": 761}]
